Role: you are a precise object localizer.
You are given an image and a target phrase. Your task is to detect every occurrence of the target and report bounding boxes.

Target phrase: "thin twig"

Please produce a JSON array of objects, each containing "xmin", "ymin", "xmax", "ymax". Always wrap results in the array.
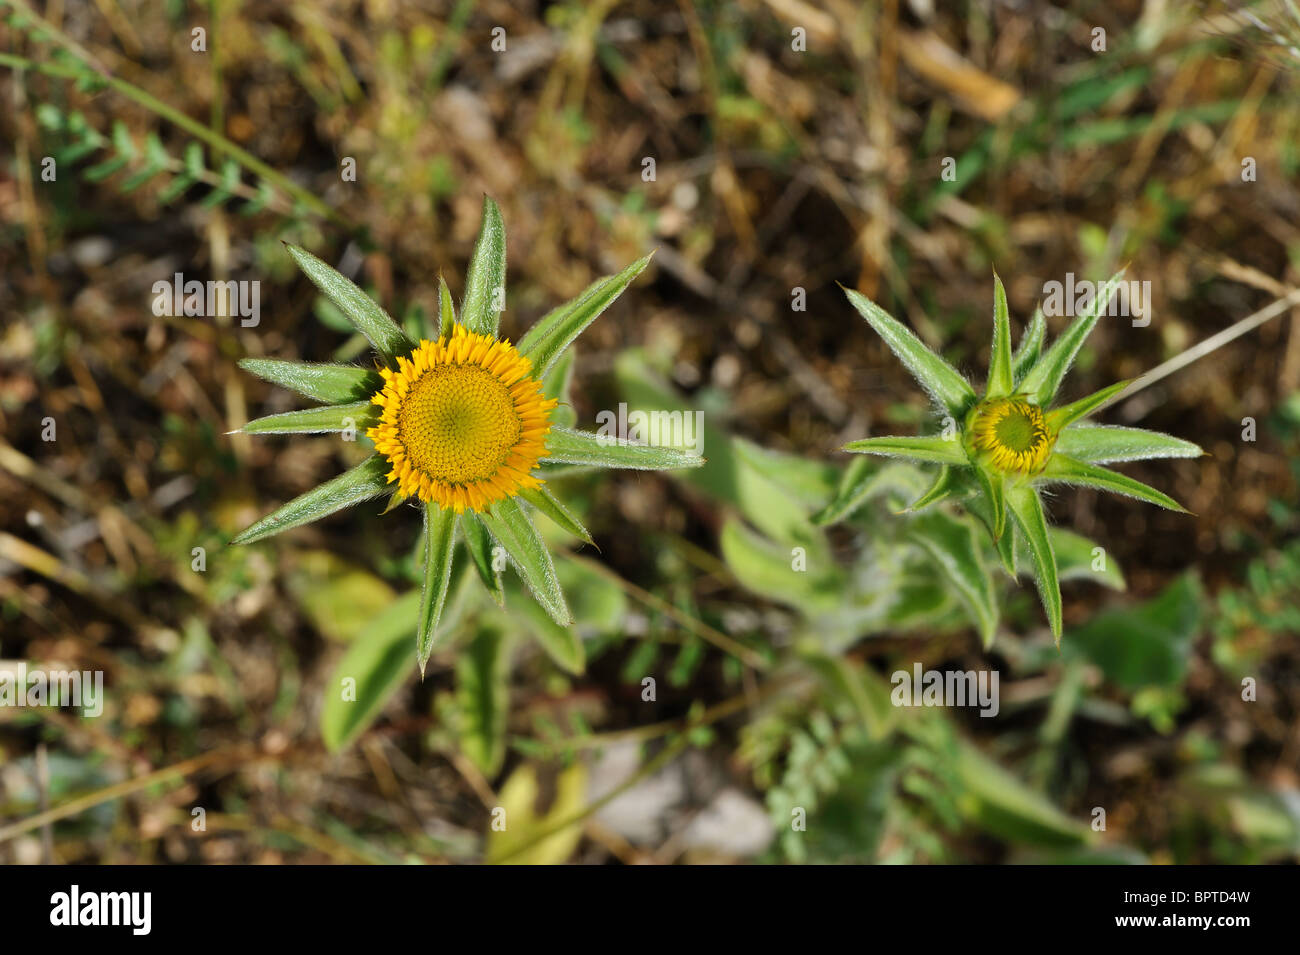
[
  {"xmin": 0, "ymin": 744, "xmax": 256, "ymax": 844},
  {"xmin": 563, "ymin": 552, "xmax": 769, "ymax": 670},
  {"xmin": 35, "ymin": 743, "xmax": 53, "ymax": 864},
  {"xmin": 1111, "ymin": 287, "xmax": 1300, "ymax": 406}
]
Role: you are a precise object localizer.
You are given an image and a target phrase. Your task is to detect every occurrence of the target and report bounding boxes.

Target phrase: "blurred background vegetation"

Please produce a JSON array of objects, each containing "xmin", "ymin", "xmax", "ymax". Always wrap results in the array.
[{"xmin": 1, "ymin": 0, "xmax": 1299, "ymax": 864}]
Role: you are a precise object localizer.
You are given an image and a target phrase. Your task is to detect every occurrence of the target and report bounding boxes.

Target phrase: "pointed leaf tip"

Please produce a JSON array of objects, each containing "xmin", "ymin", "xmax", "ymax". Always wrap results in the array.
[
  {"xmin": 238, "ymin": 357, "xmax": 382, "ymax": 404},
  {"xmin": 518, "ymin": 252, "xmax": 654, "ymax": 378},
  {"xmin": 1053, "ymin": 425, "xmax": 1203, "ymax": 465},
  {"xmin": 1040, "ymin": 454, "xmax": 1189, "ymax": 512},
  {"xmin": 230, "ymin": 455, "xmax": 391, "ymax": 545},
  {"xmin": 1006, "ymin": 484, "xmax": 1062, "ymax": 640},
  {"xmin": 843, "ymin": 434, "xmax": 968, "ymax": 466},
  {"xmin": 287, "ymin": 244, "xmax": 413, "ymax": 363},
  {"xmin": 1021, "ymin": 268, "xmax": 1127, "ymax": 407},
  {"xmin": 842, "ymin": 286, "xmax": 976, "ymax": 417},
  {"xmin": 416, "ymin": 504, "xmax": 458, "ymax": 671},
  {"xmin": 986, "ymin": 271, "xmax": 1014, "ymax": 399},
  {"xmin": 461, "ymin": 196, "xmax": 507, "ymax": 338},
  {"xmin": 478, "ymin": 496, "xmax": 571, "ymax": 626}
]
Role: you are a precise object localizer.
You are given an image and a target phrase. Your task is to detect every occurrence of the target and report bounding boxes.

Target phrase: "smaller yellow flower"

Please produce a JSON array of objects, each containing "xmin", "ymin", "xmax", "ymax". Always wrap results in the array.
[
  {"xmin": 366, "ymin": 325, "xmax": 558, "ymax": 513},
  {"xmin": 965, "ymin": 396, "xmax": 1055, "ymax": 475}
]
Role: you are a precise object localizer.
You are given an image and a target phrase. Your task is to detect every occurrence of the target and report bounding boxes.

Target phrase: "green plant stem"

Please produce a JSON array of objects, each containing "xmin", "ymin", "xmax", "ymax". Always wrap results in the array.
[{"xmin": 0, "ymin": 50, "xmax": 349, "ymax": 229}]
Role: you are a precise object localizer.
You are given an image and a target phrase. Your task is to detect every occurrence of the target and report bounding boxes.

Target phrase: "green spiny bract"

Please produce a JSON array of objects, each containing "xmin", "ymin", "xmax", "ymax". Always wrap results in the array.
[
  {"xmin": 231, "ymin": 198, "xmax": 702, "ymax": 674},
  {"xmin": 820, "ymin": 272, "xmax": 1203, "ymax": 643}
]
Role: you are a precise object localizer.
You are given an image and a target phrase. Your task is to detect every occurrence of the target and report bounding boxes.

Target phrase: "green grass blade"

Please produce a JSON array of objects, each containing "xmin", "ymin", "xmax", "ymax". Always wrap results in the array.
[
  {"xmin": 720, "ymin": 518, "xmax": 841, "ymax": 616},
  {"xmin": 520, "ymin": 486, "xmax": 593, "ymax": 545},
  {"xmin": 544, "ymin": 426, "xmax": 705, "ymax": 470},
  {"xmin": 1012, "ymin": 305, "xmax": 1046, "ymax": 384},
  {"xmin": 986, "ymin": 271, "xmax": 1014, "ymax": 398},
  {"xmin": 230, "ymin": 454, "xmax": 390, "ymax": 544},
  {"xmin": 541, "ymin": 347, "xmax": 577, "ymax": 429},
  {"xmin": 1020, "ymin": 269, "xmax": 1125, "ymax": 406},
  {"xmin": 966, "ymin": 490, "xmax": 1017, "ymax": 575},
  {"xmin": 1044, "ymin": 380, "xmax": 1131, "ymax": 432},
  {"xmin": 456, "ymin": 626, "xmax": 509, "ymax": 776},
  {"xmin": 811, "ymin": 456, "xmax": 902, "ymax": 525},
  {"xmin": 995, "ymin": 522, "xmax": 1017, "ymax": 577},
  {"xmin": 1039, "ymin": 454, "xmax": 1188, "ymax": 512},
  {"xmin": 460, "ymin": 196, "xmax": 506, "ymax": 337},
  {"xmin": 1054, "ymin": 425, "xmax": 1203, "ymax": 464},
  {"xmin": 516, "ymin": 597, "xmax": 586, "ymax": 675},
  {"xmin": 842, "ymin": 434, "xmax": 968, "ymax": 465},
  {"xmin": 238, "ymin": 358, "xmax": 381, "ymax": 404},
  {"xmin": 1047, "ymin": 527, "xmax": 1126, "ymax": 591},
  {"xmin": 287, "ymin": 245, "xmax": 413, "ymax": 364},
  {"xmin": 911, "ymin": 511, "xmax": 999, "ymax": 647},
  {"xmin": 903, "ymin": 465, "xmax": 958, "ymax": 512},
  {"xmin": 972, "ymin": 465, "xmax": 1006, "ymax": 537},
  {"xmin": 320, "ymin": 590, "xmax": 421, "ymax": 751},
  {"xmin": 518, "ymin": 252, "xmax": 654, "ymax": 378},
  {"xmin": 842, "ymin": 286, "xmax": 976, "ymax": 416},
  {"xmin": 239, "ymin": 400, "xmax": 377, "ymax": 435},
  {"xmin": 459, "ymin": 512, "xmax": 504, "ymax": 606},
  {"xmin": 953, "ymin": 737, "xmax": 1091, "ymax": 845},
  {"xmin": 417, "ymin": 504, "xmax": 458, "ymax": 674},
  {"xmin": 438, "ymin": 274, "xmax": 456, "ymax": 339},
  {"xmin": 1006, "ymin": 483, "xmax": 1062, "ymax": 641},
  {"xmin": 478, "ymin": 496, "xmax": 571, "ymax": 626}
]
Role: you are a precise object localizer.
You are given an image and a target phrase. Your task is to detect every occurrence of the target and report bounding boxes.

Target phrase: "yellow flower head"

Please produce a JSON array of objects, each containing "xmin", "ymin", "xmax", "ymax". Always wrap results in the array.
[
  {"xmin": 366, "ymin": 325, "xmax": 557, "ymax": 513},
  {"xmin": 966, "ymin": 396, "xmax": 1055, "ymax": 476}
]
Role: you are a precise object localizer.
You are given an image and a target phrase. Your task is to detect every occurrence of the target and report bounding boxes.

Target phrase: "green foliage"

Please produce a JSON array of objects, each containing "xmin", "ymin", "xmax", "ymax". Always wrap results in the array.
[
  {"xmin": 286, "ymin": 551, "xmax": 397, "ymax": 643},
  {"xmin": 518, "ymin": 251, "xmax": 655, "ymax": 378},
  {"xmin": 237, "ymin": 359, "xmax": 381, "ymax": 405},
  {"xmin": 416, "ymin": 505, "xmax": 458, "ymax": 673},
  {"xmin": 286, "ymin": 244, "xmax": 414, "ymax": 365},
  {"xmin": 320, "ymin": 591, "xmax": 422, "ymax": 751},
  {"xmin": 1212, "ymin": 540, "xmax": 1300, "ymax": 674},
  {"xmin": 841, "ymin": 285, "xmax": 975, "ymax": 416},
  {"xmin": 743, "ymin": 663, "xmax": 1091, "ymax": 863},
  {"xmin": 455, "ymin": 626, "xmax": 510, "ymax": 776},
  {"xmin": 608, "ymin": 350, "xmax": 1160, "ymax": 860},
  {"xmin": 543, "ymin": 426, "xmax": 706, "ymax": 471},
  {"xmin": 484, "ymin": 762, "xmax": 588, "ymax": 864},
  {"xmin": 230, "ymin": 455, "xmax": 390, "ymax": 545},
  {"xmin": 837, "ymin": 273, "xmax": 1200, "ymax": 640},
  {"xmin": 459, "ymin": 196, "xmax": 507, "ymax": 337},
  {"xmin": 235, "ymin": 199, "xmax": 692, "ymax": 685},
  {"xmin": 239, "ymin": 400, "xmax": 378, "ymax": 435},
  {"xmin": 1066, "ymin": 575, "xmax": 1202, "ymax": 692},
  {"xmin": 478, "ymin": 496, "xmax": 572, "ymax": 629},
  {"xmin": 35, "ymin": 105, "xmax": 291, "ymax": 216}
]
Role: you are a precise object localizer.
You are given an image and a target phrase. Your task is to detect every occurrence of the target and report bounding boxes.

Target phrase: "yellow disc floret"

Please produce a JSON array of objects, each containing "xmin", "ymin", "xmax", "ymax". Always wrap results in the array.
[
  {"xmin": 367, "ymin": 325, "xmax": 557, "ymax": 513},
  {"xmin": 966, "ymin": 396, "xmax": 1055, "ymax": 475}
]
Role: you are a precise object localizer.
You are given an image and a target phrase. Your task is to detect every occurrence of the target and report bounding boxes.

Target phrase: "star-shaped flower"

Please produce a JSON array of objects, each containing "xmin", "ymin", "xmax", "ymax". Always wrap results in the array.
[
  {"xmin": 834, "ymin": 272, "xmax": 1202, "ymax": 641},
  {"xmin": 232, "ymin": 198, "xmax": 702, "ymax": 672}
]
